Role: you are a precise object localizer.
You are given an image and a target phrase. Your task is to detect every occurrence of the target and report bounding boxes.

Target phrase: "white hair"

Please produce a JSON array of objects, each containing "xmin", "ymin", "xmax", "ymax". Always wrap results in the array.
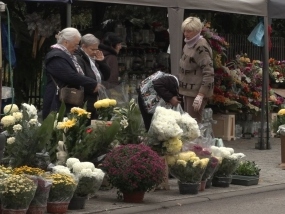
[
  {"xmin": 56, "ymin": 27, "xmax": 81, "ymax": 44},
  {"xmin": 81, "ymin": 34, "xmax": 100, "ymax": 47},
  {"xmin": 181, "ymin": 17, "xmax": 203, "ymax": 33}
]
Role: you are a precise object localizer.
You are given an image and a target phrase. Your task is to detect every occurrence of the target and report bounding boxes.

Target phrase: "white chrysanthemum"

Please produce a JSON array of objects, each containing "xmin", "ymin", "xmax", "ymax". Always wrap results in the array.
[
  {"xmin": 77, "ymin": 168, "xmax": 105, "ymax": 180},
  {"xmin": 66, "ymin": 158, "xmax": 80, "ymax": 169},
  {"xmin": 7, "ymin": 137, "xmax": 15, "ymax": 144},
  {"xmin": 52, "ymin": 165, "xmax": 71, "ymax": 175},
  {"xmin": 3, "ymin": 104, "xmax": 19, "ymax": 114},
  {"xmin": 229, "ymin": 153, "xmax": 246, "ymax": 160},
  {"xmin": 29, "ymin": 118, "xmax": 38, "ymax": 126},
  {"xmin": 21, "ymin": 103, "xmax": 38, "ymax": 119},
  {"xmin": 120, "ymin": 118, "xmax": 128, "ymax": 129},
  {"xmin": 178, "ymin": 112, "xmax": 200, "ymax": 140},
  {"xmin": 12, "ymin": 112, "xmax": 23, "ymax": 122},
  {"xmin": 13, "ymin": 124, "xmax": 22, "ymax": 132},
  {"xmin": 1, "ymin": 115, "xmax": 16, "ymax": 127},
  {"xmin": 72, "ymin": 162, "xmax": 96, "ymax": 175}
]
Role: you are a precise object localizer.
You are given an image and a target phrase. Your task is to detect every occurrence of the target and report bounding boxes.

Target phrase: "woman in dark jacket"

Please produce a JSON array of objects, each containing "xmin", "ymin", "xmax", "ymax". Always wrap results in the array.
[
  {"xmin": 137, "ymin": 74, "xmax": 181, "ymax": 131},
  {"xmin": 99, "ymin": 32, "xmax": 123, "ymax": 87},
  {"xmin": 42, "ymin": 27, "xmax": 101, "ymax": 120},
  {"xmin": 74, "ymin": 34, "xmax": 111, "ymax": 119}
]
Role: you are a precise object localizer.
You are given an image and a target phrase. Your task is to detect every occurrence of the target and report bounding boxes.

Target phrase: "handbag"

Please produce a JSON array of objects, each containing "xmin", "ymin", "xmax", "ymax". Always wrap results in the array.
[{"xmin": 50, "ymin": 76, "xmax": 84, "ymax": 106}]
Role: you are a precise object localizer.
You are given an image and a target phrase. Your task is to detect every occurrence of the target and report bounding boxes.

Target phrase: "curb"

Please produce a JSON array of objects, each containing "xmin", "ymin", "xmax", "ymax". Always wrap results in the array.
[{"xmin": 88, "ymin": 183, "xmax": 285, "ymax": 214}]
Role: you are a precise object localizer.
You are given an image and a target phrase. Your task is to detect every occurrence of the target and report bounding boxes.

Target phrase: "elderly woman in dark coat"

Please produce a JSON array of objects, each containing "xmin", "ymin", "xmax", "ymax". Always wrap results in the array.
[
  {"xmin": 42, "ymin": 27, "xmax": 101, "ymax": 119},
  {"xmin": 74, "ymin": 34, "xmax": 111, "ymax": 119}
]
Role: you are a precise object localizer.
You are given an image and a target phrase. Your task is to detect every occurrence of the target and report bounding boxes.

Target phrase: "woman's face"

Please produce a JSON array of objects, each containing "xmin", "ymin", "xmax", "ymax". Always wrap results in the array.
[
  {"xmin": 64, "ymin": 36, "xmax": 81, "ymax": 53},
  {"xmin": 183, "ymin": 30, "xmax": 199, "ymax": 40},
  {"xmin": 114, "ymin": 43, "xmax": 122, "ymax": 54},
  {"xmin": 82, "ymin": 43, "xmax": 99, "ymax": 58}
]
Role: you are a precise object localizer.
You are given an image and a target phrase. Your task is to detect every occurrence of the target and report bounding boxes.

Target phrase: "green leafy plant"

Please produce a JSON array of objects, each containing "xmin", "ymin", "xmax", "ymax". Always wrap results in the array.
[
  {"xmin": 233, "ymin": 160, "xmax": 261, "ymax": 176},
  {"xmin": 102, "ymin": 144, "xmax": 165, "ymax": 193},
  {"xmin": 112, "ymin": 98, "xmax": 145, "ymax": 144}
]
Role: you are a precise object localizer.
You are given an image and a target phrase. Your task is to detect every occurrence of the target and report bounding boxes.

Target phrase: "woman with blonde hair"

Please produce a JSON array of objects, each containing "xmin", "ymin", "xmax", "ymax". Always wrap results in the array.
[
  {"xmin": 178, "ymin": 17, "xmax": 214, "ymax": 123},
  {"xmin": 42, "ymin": 27, "xmax": 101, "ymax": 119}
]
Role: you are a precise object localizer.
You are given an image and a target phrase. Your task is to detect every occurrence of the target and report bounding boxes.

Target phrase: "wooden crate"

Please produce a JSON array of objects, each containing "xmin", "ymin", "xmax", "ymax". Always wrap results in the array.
[{"xmin": 212, "ymin": 114, "xmax": 236, "ymax": 141}]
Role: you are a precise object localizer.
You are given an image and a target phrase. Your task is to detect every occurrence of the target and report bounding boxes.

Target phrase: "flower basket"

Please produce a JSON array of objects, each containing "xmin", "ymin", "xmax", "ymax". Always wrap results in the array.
[
  {"xmin": 102, "ymin": 144, "xmax": 165, "ymax": 198},
  {"xmin": 0, "ymin": 174, "xmax": 37, "ymax": 210}
]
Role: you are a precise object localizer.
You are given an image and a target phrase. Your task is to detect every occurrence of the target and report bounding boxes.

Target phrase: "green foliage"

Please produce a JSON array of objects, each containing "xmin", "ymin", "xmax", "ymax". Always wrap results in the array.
[
  {"xmin": 72, "ymin": 120, "xmax": 121, "ymax": 161},
  {"xmin": 233, "ymin": 160, "xmax": 261, "ymax": 176}
]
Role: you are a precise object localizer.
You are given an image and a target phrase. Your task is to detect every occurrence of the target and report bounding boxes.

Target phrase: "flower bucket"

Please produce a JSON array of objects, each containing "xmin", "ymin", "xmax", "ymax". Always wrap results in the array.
[
  {"xmin": 46, "ymin": 202, "xmax": 69, "ymax": 214},
  {"xmin": 1, "ymin": 209, "xmax": 27, "ymax": 214},
  {"xmin": 123, "ymin": 192, "xmax": 145, "ymax": 203},
  {"xmin": 68, "ymin": 196, "xmax": 87, "ymax": 210},
  {"xmin": 178, "ymin": 181, "xmax": 200, "ymax": 195},
  {"xmin": 212, "ymin": 176, "xmax": 232, "ymax": 187},
  {"xmin": 26, "ymin": 205, "xmax": 46, "ymax": 214}
]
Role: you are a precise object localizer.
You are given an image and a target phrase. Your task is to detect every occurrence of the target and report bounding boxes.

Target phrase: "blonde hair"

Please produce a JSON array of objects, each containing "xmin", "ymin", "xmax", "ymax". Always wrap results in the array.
[
  {"xmin": 55, "ymin": 27, "xmax": 81, "ymax": 44},
  {"xmin": 181, "ymin": 17, "xmax": 203, "ymax": 33}
]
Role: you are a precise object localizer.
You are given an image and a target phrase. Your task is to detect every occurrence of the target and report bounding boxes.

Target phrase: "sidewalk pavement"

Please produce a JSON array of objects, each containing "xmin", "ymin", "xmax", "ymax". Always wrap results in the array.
[{"xmin": 68, "ymin": 137, "xmax": 285, "ymax": 214}]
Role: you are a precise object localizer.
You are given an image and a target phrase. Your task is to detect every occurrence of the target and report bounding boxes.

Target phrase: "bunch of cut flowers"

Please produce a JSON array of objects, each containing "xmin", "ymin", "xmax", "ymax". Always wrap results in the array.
[
  {"xmin": 1, "ymin": 103, "xmax": 53, "ymax": 168},
  {"xmin": 166, "ymin": 151, "xmax": 209, "ymax": 184},
  {"xmin": 210, "ymin": 146, "xmax": 245, "ymax": 177},
  {"xmin": 94, "ymin": 98, "xmax": 117, "ymax": 121},
  {"xmin": 66, "ymin": 158, "xmax": 105, "ymax": 198},
  {"xmin": 148, "ymin": 106, "xmax": 200, "ymax": 155},
  {"xmin": 54, "ymin": 107, "xmax": 91, "ymax": 160}
]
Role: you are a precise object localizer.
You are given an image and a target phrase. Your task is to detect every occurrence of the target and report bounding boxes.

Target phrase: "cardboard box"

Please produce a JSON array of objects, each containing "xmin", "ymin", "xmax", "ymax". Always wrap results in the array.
[{"xmin": 212, "ymin": 114, "xmax": 236, "ymax": 141}]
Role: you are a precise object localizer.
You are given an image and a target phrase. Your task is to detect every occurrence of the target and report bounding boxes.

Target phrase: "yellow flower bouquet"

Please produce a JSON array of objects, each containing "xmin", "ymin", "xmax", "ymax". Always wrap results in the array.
[
  {"xmin": 46, "ymin": 173, "xmax": 77, "ymax": 202},
  {"xmin": 94, "ymin": 98, "xmax": 117, "ymax": 121},
  {"xmin": 0, "ymin": 174, "xmax": 37, "ymax": 210},
  {"xmin": 166, "ymin": 151, "xmax": 209, "ymax": 184}
]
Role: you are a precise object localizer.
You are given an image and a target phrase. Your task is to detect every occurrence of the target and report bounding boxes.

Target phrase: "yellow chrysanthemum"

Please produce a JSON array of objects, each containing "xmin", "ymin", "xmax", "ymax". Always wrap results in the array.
[
  {"xmin": 94, "ymin": 101, "xmax": 102, "ymax": 109},
  {"xmin": 177, "ymin": 151, "xmax": 196, "ymax": 162},
  {"xmin": 64, "ymin": 118, "xmax": 76, "ymax": 128},
  {"xmin": 200, "ymin": 158, "xmax": 209, "ymax": 169},
  {"xmin": 278, "ymin": 109, "xmax": 285, "ymax": 116},
  {"xmin": 163, "ymin": 137, "xmax": 183, "ymax": 154},
  {"xmin": 166, "ymin": 155, "xmax": 177, "ymax": 166},
  {"xmin": 100, "ymin": 99, "xmax": 110, "ymax": 108},
  {"xmin": 109, "ymin": 99, "xmax": 117, "ymax": 106},
  {"xmin": 176, "ymin": 160, "xmax": 187, "ymax": 167}
]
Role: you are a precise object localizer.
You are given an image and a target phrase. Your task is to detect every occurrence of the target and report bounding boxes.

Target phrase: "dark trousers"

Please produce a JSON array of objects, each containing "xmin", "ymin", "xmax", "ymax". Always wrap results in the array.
[{"xmin": 137, "ymin": 94, "xmax": 153, "ymax": 132}]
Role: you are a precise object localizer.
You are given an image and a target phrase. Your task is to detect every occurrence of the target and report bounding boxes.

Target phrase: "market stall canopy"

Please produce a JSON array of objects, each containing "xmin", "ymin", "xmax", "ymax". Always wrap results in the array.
[
  {"xmin": 78, "ymin": 0, "xmax": 285, "ymax": 18},
  {"xmin": 20, "ymin": 0, "xmax": 72, "ymax": 2}
]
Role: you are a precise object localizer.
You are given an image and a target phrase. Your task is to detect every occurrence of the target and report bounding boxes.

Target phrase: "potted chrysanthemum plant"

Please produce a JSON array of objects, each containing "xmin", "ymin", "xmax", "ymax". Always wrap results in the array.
[
  {"xmin": 211, "ymin": 146, "xmax": 245, "ymax": 187},
  {"xmin": 101, "ymin": 144, "xmax": 165, "ymax": 203},
  {"xmin": 65, "ymin": 158, "xmax": 105, "ymax": 210},
  {"xmin": 0, "ymin": 174, "xmax": 37, "ymax": 213},
  {"xmin": 166, "ymin": 151, "xmax": 209, "ymax": 194},
  {"xmin": 13, "ymin": 166, "xmax": 53, "ymax": 214}
]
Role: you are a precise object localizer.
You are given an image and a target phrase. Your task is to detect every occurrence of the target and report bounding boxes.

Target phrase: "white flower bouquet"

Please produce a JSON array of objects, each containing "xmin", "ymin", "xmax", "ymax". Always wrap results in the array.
[
  {"xmin": 66, "ymin": 158, "xmax": 105, "ymax": 198},
  {"xmin": 211, "ymin": 146, "xmax": 245, "ymax": 177}
]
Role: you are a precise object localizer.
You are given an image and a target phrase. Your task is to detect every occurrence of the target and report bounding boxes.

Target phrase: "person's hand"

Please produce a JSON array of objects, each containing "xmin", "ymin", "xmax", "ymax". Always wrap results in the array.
[
  {"xmin": 169, "ymin": 96, "xmax": 181, "ymax": 107},
  {"xmin": 94, "ymin": 50, "xmax": 104, "ymax": 61},
  {"xmin": 193, "ymin": 94, "xmax": 204, "ymax": 111},
  {"xmin": 94, "ymin": 83, "xmax": 105, "ymax": 93}
]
